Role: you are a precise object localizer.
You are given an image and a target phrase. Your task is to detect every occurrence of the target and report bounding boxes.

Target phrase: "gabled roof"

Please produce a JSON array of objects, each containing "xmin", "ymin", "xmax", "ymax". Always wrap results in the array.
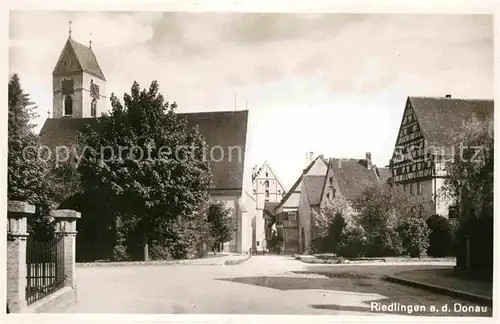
[
  {"xmin": 252, "ymin": 161, "xmax": 286, "ymax": 191},
  {"xmin": 274, "ymin": 154, "xmax": 328, "ymax": 210},
  {"xmin": 329, "ymin": 158, "xmax": 381, "ymax": 201},
  {"xmin": 39, "ymin": 110, "xmax": 249, "ymax": 194},
  {"xmin": 53, "ymin": 38, "xmax": 106, "ymax": 81},
  {"xmin": 408, "ymin": 96, "xmax": 494, "ymax": 147},
  {"xmin": 303, "ymin": 175, "xmax": 326, "ymax": 206}
]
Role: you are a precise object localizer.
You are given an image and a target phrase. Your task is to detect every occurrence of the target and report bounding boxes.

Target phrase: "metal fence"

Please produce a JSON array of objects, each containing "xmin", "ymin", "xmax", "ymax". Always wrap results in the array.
[{"xmin": 25, "ymin": 235, "xmax": 66, "ymax": 305}]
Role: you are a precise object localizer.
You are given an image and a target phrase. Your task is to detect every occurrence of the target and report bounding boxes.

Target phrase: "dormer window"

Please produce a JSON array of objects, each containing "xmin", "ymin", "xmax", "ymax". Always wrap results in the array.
[{"xmin": 64, "ymin": 95, "xmax": 73, "ymax": 116}]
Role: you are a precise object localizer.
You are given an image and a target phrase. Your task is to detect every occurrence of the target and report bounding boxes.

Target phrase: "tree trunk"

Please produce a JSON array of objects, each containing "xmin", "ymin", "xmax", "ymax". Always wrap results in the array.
[{"xmin": 142, "ymin": 230, "xmax": 149, "ymax": 262}]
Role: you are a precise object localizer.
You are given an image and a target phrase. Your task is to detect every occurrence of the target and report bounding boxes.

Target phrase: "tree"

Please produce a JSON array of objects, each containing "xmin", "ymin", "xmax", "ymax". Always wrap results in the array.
[
  {"xmin": 443, "ymin": 114, "xmax": 493, "ymax": 279},
  {"xmin": 426, "ymin": 214, "xmax": 454, "ymax": 257},
  {"xmin": 76, "ymin": 81, "xmax": 213, "ymax": 261},
  {"xmin": 207, "ymin": 202, "xmax": 237, "ymax": 253},
  {"xmin": 397, "ymin": 214, "xmax": 430, "ymax": 257},
  {"xmin": 337, "ymin": 223, "xmax": 367, "ymax": 258},
  {"xmin": 311, "ymin": 192, "xmax": 349, "ymax": 253},
  {"xmin": 353, "ymin": 184, "xmax": 428, "ymax": 257},
  {"xmin": 8, "ymin": 74, "xmax": 54, "ymax": 238},
  {"xmin": 353, "ymin": 184, "xmax": 402, "ymax": 257}
]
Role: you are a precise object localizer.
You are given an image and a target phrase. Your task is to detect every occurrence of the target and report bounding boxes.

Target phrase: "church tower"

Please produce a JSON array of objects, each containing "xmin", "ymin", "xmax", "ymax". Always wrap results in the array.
[{"xmin": 52, "ymin": 23, "xmax": 107, "ymax": 119}]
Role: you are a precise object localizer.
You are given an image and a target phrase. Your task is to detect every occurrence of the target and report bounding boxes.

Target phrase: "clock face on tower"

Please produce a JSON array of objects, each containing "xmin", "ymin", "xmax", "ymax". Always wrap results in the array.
[{"xmin": 90, "ymin": 80, "xmax": 100, "ymax": 99}]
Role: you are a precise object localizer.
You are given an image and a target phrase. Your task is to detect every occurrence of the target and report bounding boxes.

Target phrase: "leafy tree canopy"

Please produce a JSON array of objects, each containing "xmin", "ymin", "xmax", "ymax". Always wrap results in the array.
[
  {"xmin": 76, "ymin": 81, "xmax": 213, "ymax": 259},
  {"xmin": 8, "ymin": 74, "xmax": 54, "ymax": 236}
]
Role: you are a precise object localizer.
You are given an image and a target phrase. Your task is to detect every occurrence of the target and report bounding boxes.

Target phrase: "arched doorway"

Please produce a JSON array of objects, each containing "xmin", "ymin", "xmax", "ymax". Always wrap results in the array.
[{"xmin": 300, "ymin": 227, "xmax": 305, "ymax": 254}]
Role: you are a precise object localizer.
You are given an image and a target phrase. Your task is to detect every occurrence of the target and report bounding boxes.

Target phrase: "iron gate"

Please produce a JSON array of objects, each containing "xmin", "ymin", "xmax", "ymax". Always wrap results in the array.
[{"xmin": 25, "ymin": 235, "xmax": 66, "ymax": 304}]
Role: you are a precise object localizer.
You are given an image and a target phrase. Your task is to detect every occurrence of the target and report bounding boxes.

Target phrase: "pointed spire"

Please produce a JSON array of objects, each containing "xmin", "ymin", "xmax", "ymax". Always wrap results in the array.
[
  {"xmin": 89, "ymin": 32, "xmax": 92, "ymax": 48},
  {"xmin": 68, "ymin": 21, "xmax": 72, "ymax": 39}
]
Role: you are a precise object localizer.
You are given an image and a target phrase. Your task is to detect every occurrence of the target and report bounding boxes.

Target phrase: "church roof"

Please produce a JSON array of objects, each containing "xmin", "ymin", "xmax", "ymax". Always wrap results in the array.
[
  {"xmin": 408, "ymin": 96, "xmax": 494, "ymax": 147},
  {"xmin": 39, "ymin": 110, "xmax": 249, "ymax": 196},
  {"xmin": 53, "ymin": 38, "xmax": 106, "ymax": 81}
]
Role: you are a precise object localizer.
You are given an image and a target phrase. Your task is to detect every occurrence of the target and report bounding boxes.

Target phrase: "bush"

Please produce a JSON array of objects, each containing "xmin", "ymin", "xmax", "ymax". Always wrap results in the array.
[
  {"xmin": 365, "ymin": 226, "xmax": 403, "ymax": 257},
  {"xmin": 112, "ymin": 244, "xmax": 130, "ymax": 261},
  {"xmin": 337, "ymin": 224, "xmax": 367, "ymax": 258},
  {"xmin": 397, "ymin": 215, "xmax": 430, "ymax": 257},
  {"xmin": 426, "ymin": 214, "xmax": 453, "ymax": 257},
  {"xmin": 149, "ymin": 242, "xmax": 172, "ymax": 260}
]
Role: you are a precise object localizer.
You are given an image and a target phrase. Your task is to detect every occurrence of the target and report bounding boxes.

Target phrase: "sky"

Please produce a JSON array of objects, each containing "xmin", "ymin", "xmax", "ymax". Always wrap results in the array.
[{"xmin": 9, "ymin": 11, "xmax": 493, "ymax": 189}]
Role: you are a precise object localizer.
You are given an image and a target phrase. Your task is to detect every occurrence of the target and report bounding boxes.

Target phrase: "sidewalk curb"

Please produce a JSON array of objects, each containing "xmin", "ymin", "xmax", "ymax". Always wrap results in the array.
[
  {"xmin": 76, "ymin": 255, "xmax": 249, "ymax": 267},
  {"xmin": 383, "ymin": 275, "xmax": 492, "ymax": 306}
]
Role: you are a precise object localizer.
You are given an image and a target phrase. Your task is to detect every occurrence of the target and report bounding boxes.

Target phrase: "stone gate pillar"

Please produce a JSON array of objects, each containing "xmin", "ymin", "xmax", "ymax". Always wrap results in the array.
[
  {"xmin": 50, "ymin": 209, "xmax": 81, "ymax": 289},
  {"xmin": 7, "ymin": 201, "xmax": 34, "ymax": 313}
]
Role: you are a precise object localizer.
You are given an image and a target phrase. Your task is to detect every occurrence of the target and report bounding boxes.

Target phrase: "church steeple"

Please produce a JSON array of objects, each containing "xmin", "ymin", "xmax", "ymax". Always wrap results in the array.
[{"xmin": 52, "ymin": 27, "xmax": 107, "ymax": 119}]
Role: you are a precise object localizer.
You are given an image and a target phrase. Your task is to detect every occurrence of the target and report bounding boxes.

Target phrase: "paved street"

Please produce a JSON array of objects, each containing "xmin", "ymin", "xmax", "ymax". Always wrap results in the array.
[{"xmin": 62, "ymin": 256, "xmax": 491, "ymax": 316}]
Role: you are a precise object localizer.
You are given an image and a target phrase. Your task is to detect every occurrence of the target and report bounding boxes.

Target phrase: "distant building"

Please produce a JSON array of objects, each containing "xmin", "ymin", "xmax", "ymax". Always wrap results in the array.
[
  {"xmin": 273, "ymin": 153, "xmax": 329, "ymax": 254},
  {"xmin": 389, "ymin": 95, "xmax": 494, "ymax": 219},
  {"xmin": 39, "ymin": 33, "xmax": 255, "ymax": 255},
  {"xmin": 251, "ymin": 161, "xmax": 286, "ymax": 251},
  {"xmin": 298, "ymin": 153, "xmax": 389, "ymax": 254}
]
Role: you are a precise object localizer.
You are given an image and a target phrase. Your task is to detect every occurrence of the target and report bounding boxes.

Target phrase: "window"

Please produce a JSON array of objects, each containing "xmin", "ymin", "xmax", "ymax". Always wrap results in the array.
[
  {"xmin": 265, "ymin": 190, "xmax": 269, "ymax": 199},
  {"xmin": 64, "ymin": 95, "xmax": 73, "ymax": 115},
  {"xmin": 417, "ymin": 182, "xmax": 422, "ymax": 195},
  {"xmin": 409, "ymin": 183, "xmax": 413, "ymax": 195},
  {"xmin": 265, "ymin": 172, "xmax": 268, "ymax": 177},
  {"xmin": 264, "ymin": 180, "xmax": 269, "ymax": 189}
]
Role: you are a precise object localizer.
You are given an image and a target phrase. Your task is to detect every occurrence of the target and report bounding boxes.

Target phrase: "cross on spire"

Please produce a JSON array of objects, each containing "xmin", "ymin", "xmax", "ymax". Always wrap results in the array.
[
  {"xmin": 68, "ymin": 21, "xmax": 72, "ymax": 39},
  {"xmin": 89, "ymin": 32, "xmax": 92, "ymax": 48}
]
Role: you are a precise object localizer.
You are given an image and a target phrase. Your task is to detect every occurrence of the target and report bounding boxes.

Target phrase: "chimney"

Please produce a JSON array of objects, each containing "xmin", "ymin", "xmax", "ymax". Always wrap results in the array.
[
  {"xmin": 445, "ymin": 94, "xmax": 452, "ymax": 98},
  {"xmin": 366, "ymin": 152, "xmax": 372, "ymax": 170}
]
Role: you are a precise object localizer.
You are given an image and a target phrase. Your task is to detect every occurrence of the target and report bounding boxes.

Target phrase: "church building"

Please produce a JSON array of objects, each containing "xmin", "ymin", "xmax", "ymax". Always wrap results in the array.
[
  {"xmin": 250, "ymin": 161, "xmax": 286, "ymax": 252},
  {"xmin": 39, "ymin": 30, "xmax": 254, "ymax": 254}
]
